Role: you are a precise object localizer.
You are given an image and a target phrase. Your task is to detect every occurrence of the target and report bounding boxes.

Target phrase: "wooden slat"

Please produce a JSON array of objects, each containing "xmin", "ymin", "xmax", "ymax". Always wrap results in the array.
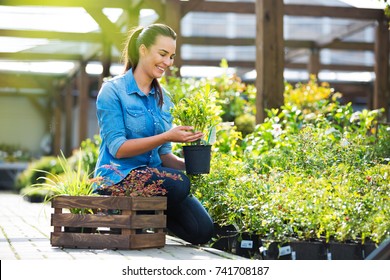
[
  {"xmin": 51, "ymin": 213, "xmax": 166, "ymax": 229},
  {"xmin": 129, "ymin": 233, "xmax": 166, "ymax": 249},
  {"xmin": 51, "ymin": 232, "xmax": 131, "ymax": 249},
  {"xmin": 131, "ymin": 215, "xmax": 166, "ymax": 229},
  {"xmin": 130, "ymin": 197, "xmax": 167, "ymax": 211},
  {"xmin": 50, "ymin": 232, "xmax": 166, "ymax": 250},
  {"xmin": 51, "ymin": 196, "xmax": 167, "ymax": 211},
  {"xmin": 51, "ymin": 213, "xmax": 131, "ymax": 228},
  {"xmin": 52, "ymin": 195, "xmax": 130, "ymax": 209}
]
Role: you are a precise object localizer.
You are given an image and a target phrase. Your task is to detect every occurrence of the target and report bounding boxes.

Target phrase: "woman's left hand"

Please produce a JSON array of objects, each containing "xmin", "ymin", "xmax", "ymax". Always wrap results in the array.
[{"xmin": 164, "ymin": 126, "xmax": 204, "ymax": 143}]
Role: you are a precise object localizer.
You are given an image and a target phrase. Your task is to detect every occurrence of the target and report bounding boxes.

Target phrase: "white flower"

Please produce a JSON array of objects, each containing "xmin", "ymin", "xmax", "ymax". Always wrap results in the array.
[
  {"xmin": 304, "ymin": 113, "xmax": 316, "ymax": 121},
  {"xmin": 349, "ymin": 111, "xmax": 361, "ymax": 123},
  {"xmin": 271, "ymin": 124, "xmax": 283, "ymax": 137},
  {"xmin": 325, "ymin": 127, "xmax": 337, "ymax": 135},
  {"xmin": 340, "ymin": 138, "xmax": 349, "ymax": 147}
]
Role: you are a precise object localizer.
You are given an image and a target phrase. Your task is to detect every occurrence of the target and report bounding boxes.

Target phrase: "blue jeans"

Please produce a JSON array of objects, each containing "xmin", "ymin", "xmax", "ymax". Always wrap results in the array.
[
  {"xmin": 144, "ymin": 166, "xmax": 214, "ymax": 245},
  {"xmin": 98, "ymin": 166, "xmax": 214, "ymax": 245}
]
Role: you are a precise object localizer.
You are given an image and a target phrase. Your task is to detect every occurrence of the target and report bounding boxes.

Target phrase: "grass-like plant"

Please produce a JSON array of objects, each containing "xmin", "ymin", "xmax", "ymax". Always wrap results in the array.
[{"xmin": 28, "ymin": 149, "xmax": 95, "ymax": 214}]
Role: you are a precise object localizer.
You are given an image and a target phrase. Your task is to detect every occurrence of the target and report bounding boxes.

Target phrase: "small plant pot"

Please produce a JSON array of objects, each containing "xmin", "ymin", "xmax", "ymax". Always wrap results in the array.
[
  {"xmin": 183, "ymin": 145, "xmax": 211, "ymax": 174},
  {"xmin": 232, "ymin": 232, "xmax": 262, "ymax": 259},
  {"xmin": 211, "ymin": 223, "xmax": 237, "ymax": 252},
  {"xmin": 326, "ymin": 241, "xmax": 363, "ymax": 260}
]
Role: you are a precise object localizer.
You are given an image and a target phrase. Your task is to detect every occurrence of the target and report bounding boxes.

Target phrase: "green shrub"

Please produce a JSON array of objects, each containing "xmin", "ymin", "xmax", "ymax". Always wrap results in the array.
[{"xmin": 15, "ymin": 156, "xmax": 62, "ymax": 192}]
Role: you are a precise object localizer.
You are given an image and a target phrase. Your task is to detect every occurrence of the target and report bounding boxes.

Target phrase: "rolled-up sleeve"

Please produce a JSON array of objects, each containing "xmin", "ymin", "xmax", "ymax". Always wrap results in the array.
[
  {"xmin": 96, "ymin": 82, "xmax": 127, "ymax": 158},
  {"xmin": 159, "ymin": 142, "xmax": 172, "ymax": 155}
]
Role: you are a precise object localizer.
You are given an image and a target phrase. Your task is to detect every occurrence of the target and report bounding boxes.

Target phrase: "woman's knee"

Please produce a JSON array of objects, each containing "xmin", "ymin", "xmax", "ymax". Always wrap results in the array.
[{"xmin": 192, "ymin": 219, "xmax": 214, "ymax": 245}]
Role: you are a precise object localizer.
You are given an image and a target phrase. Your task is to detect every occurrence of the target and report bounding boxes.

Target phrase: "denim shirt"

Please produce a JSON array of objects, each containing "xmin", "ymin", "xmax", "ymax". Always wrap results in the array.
[{"xmin": 94, "ymin": 69, "xmax": 173, "ymax": 185}]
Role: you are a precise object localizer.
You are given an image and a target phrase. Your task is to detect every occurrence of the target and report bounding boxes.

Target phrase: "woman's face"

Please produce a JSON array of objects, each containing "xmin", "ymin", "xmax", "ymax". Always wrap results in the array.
[{"xmin": 139, "ymin": 35, "xmax": 176, "ymax": 79}]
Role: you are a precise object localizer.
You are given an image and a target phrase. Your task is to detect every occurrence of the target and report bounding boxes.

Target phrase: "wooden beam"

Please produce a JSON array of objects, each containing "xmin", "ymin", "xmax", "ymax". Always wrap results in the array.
[
  {"xmin": 84, "ymin": 7, "xmax": 123, "ymax": 52},
  {"xmin": 315, "ymin": 21, "xmax": 376, "ymax": 48},
  {"xmin": 181, "ymin": 36, "xmax": 374, "ymax": 51},
  {"xmin": 2, "ymin": 0, "xmax": 133, "ymax": 9},
  {"xmin": 0, "ymin": 72, "xmax": 56, "ymax": 88},
  {"xmin": 326, "ymin": 41, "xmax": 373, "ymax": 51},
  {"xmin": 284, "ymin": 4, "xmax": 385, "ymax": 20},
  {"xmin": 181, "ymin": 2, "xmax": 384, "ymax": 20},
  {"xmin": 255, "ymin": 0, "xmax": 284, "ymax": 123},
  {"xmin": 181, "ymin": 59, "xmax": 375, "ymax": 73},
  {"xmin": 181, "ymin": 59, "xmax": 255, "ymax": 68},
  {"xmin": 182, "ymin": 1, "xmax": 254, "ymax": 14},
  {"xmin": 181, "ymin": 36, "xmax": 255, "ymax": 46},
  {"xmin": 181, "ymin": 0, "xmax": 205, "ymax": 16},
  {"xmin": 0, "ymin": 29, "xmax": 102, "ymax": 42},
  {"xmin": 285, "ymin": 49, "xmax": 310, "ymax": 63},
  {"xmin": 141, "ymin": 0, "xmax": 164, "ymax": 17},
  {"xmin": 0, "ymin": 52, "xmax": 82, "ymax": 61},
  {"xmin": 285, "ymin": 62, "xmax": 373, "ymax": 72}
]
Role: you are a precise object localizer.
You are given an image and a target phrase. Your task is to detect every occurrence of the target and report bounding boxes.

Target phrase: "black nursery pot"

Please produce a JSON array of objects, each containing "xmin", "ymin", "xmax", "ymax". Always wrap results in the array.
[
  {"xmin": 211, "ymin": 223, "xmax": 237, "ymax": 252},
  {"xmin": 183, "ymin": 145, "xmax": 211, "ymax": 174}
]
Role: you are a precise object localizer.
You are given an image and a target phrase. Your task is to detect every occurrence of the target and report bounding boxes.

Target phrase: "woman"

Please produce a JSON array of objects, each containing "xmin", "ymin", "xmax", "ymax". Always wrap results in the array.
[{"xmin": 94, "ymin": 23, "xmax": 214, "ymax": 245}]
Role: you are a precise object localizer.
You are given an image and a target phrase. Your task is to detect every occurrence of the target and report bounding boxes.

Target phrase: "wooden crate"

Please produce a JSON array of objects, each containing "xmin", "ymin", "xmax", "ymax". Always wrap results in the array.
[{"xmin": 50, "ymin": 195, "xmax": 167, "ymax": 250}]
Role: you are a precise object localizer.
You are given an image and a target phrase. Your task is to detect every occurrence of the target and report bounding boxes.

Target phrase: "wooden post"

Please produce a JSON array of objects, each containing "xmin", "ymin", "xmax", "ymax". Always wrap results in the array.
[
  {"xmin": 64, "ymin": 83, "xmax": 73, "ymax": 156},
  {"xmin": 308, "ymin": 48, "xmax": 320, "ymax": 78},
  {"xmin": 255, "ymin": 0, "xmax": 284, "ymax": 123},
  {"xmin": 100, "ymin": 41, "xmax": 112, "ymax": 89},
  {"xmin": 78, "ymin": 62, "xmax": 89, "ymax": 145},
  {"xmin": 53, "ymin": 90, "xmax": 62, "ymax": 156},
  {"xmin": 374, "ymin": 18, "xmax": 389, "ymax": 120},
  {"xmin": 165, "ymin": 0, "xmax": 182, "ymax": 74}
]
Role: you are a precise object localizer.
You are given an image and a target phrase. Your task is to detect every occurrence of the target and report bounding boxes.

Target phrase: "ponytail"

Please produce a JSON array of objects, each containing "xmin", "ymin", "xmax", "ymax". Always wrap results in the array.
[{"xmin": 122, "ymin": 26, "xmax": 143, "ymax": 72}]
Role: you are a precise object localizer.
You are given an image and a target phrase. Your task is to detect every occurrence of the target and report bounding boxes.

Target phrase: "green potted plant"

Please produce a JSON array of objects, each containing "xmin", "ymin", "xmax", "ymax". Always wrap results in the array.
[
  {"xmin": 27, "ymin": 149, "xmax": 95, "ymax": 212},
  {"xmin": 169, "ymin": 82, "xmax": 222, "ymax": 174}
]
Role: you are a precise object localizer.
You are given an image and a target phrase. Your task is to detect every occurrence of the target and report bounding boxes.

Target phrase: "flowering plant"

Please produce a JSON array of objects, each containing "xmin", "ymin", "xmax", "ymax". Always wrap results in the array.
[{"xmin": 93, "ymin": 166, "xmax": 182, "ymax": 197}]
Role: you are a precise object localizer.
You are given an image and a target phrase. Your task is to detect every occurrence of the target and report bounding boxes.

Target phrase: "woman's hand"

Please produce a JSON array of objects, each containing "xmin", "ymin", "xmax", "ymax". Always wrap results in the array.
[{"xmin": 164, "ymin": 126, "xmax": 204, "ymax": 143}]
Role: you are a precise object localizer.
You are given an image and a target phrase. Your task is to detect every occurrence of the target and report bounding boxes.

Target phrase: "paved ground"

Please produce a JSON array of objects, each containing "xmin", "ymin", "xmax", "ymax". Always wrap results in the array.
[{"xmin": 0, "ymin": 191, "xmax": 245, "ymax": 260}]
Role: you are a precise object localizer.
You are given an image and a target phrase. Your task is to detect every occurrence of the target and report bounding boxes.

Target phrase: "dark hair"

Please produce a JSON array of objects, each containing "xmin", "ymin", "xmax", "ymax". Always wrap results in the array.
[{"xmin": 122, "ymin": 23, "xmax": 177, "ymax": 107}]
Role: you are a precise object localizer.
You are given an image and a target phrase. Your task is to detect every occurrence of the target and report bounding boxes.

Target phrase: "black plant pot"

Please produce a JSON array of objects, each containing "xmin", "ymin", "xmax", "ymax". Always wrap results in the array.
[
  {"xmin": 232, "ymin": 232, "xmax": 262, "ymax": 259},
  {"xmin": 211, "ymin": 223, "xmax": 237, "ymax": 253},
  {"xmin": 183, "ymin": 145, "xmax": 211, "ymax": 174},
  {"xmin": 326, "ymin": 242, "xmax": 363, "ymax": 260},
  {"xmin": 362, "ymin": 242, "xmax": 378, "ymax": 259},
  {"xmin": 265, "ymin": 240, "xmax": 326, "ymax": 260}
]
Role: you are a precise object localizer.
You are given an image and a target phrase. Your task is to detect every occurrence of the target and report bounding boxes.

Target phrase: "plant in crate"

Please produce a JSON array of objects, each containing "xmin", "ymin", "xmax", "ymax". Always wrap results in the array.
[
  {"xmin": 49, "ymin": 164, "xmax": 177, "ymax": 250},
  {"xmin": 168, "ymin": 82, "xmax": 222, "ymax": 174},
  {"xmin": 93, "ymin": 166, "xmax": 182, "ymax": 197}
]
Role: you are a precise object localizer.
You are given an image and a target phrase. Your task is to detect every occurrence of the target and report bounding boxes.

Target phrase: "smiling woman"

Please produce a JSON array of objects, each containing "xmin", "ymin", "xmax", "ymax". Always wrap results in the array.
[{"xmin": 93, "ymin": 23, "xmax": 215, "ymax": 246}]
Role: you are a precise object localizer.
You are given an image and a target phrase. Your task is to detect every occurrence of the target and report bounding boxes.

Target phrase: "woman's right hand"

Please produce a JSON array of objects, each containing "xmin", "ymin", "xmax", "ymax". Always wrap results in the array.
[{"xmin": 164, "ymin": 126, "xmax": 204, "ymax": 143}]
